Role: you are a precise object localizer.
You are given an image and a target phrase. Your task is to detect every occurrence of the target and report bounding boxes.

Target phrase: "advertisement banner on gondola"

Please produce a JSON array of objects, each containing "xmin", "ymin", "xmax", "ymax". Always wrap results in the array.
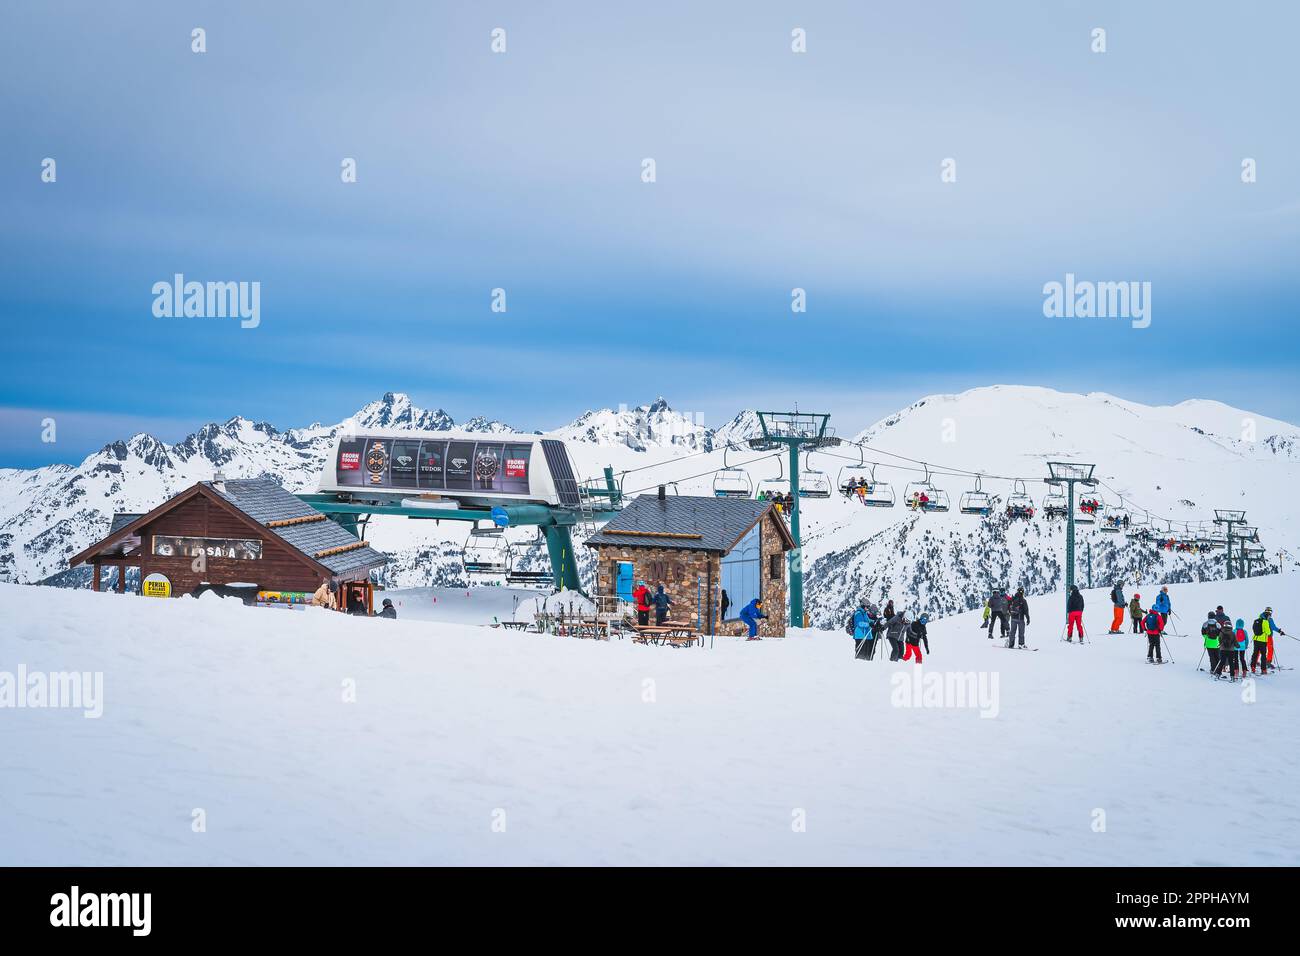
[{"xmin": 333, "ymin": 436, "xmax": 534, "ymax": 495}]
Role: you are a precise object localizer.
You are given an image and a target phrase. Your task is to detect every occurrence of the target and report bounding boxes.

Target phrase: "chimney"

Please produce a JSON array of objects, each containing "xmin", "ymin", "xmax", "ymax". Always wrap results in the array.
[
  {"xmin": 212, "ymin": 469, "xmax": 227, "ymax": 492},
  {"xmin": 658, "ymin": 485, "xmax": 666, "ymax": 502}
]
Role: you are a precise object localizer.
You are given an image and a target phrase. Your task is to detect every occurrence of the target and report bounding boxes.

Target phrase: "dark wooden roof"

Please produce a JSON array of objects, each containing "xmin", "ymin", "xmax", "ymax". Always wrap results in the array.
[
  {"xmin": 69, "ymin": 480, "xmax": 387, "ymax": 578},
  {"xmin": 585, "ymin": 494, "xmax": 793, "ymax": 554}
]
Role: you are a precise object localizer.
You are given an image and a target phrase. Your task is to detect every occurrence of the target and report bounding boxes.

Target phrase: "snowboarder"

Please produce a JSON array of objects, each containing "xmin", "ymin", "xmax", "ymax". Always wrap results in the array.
[
  {"xmin": 903, "ymin": 613, "xmax": 930, "ymax": 663},
  {"xmin": 988, "ymin": 589, "xmax": 1010, "ymax": 640},
  {"xmin": 378, "ymin": 598, "xmax": 397, "ymax": 619},
  {"xmin": 632, "ymin": 581, "xmax": 651, "ymax": 626},
  {"xmin": 1203, "ymin": 611, "xmax": 1225, "ymax": 676},
  {"xmin": 1153, "ymin": 587, "xmax": 1172, "ymax": 633},
  {"xmin": 1142, "ymin": 607, "xmax": 1164, "ymax": 662},
  {"xmin": 1129, "ymin": 592, "xmax": 1143, "ymax": 633},
  {"xmin": 1065, "ymin": 585, "xmax": 1085, "ymax": 641},
  {"xmin": 1007, "ymin": 587, "xmax": 1030, "ymax": 648},
  {"xmin": 1108, "ymin": 582, "xmax": 1126, "ymax": 634},
  {"xmin": 852, "ymin": 600, "xmax": 878, "ymax": 660},
  {"xmin": 651, "ymin": 584, "xmax": 672, "ymax": 626},
  {"xmin": 885, "ymin": 610, "xmax": 909, "ymax": 661},
  {"xmin": 739, "ymin": 598, "xmax": 766, "ymax": 640}
]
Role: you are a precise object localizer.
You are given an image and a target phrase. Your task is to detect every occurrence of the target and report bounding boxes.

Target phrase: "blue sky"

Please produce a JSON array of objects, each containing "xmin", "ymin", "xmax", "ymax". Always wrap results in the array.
[{"xmin": 2, "ymin": 1, "xmax": 1298, "ymax": 466}]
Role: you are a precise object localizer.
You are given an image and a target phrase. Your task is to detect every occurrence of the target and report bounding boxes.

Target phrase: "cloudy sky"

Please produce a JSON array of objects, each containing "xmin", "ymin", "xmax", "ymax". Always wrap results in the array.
[{"xmin": 2, "ymin": 1, "xmax": 1298, "ymax": 466}]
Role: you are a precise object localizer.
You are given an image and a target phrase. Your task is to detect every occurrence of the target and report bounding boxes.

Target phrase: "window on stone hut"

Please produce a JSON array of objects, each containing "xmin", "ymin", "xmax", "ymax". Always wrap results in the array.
[{"xmin": 769, "ymin": 553, "xmax": 782, "ymax": 580}]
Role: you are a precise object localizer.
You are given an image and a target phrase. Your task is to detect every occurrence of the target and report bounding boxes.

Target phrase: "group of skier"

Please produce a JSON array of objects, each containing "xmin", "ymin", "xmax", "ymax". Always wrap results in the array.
[
  {"xmin": 981, "ymin": 587, "xmax": 1033, "ymax": 647},
  {"xmin": 849, "ymin": 599, "xmax": 930, "ymax": 662},
  {"xmin": 1199, "ymin": 605, "xmax": 1285, "ymax": 679}
]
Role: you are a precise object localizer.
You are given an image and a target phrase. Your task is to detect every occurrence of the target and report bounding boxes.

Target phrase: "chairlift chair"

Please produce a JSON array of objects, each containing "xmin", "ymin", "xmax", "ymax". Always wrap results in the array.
[
  {"xmin": 1005, "ymin": 479, "xmax": 1035, "ymax": 519},
  {"xmin": 1074, "ymin": 492, "xmax": 1105, "ymax": 525},
  {"xmin": 1043, "ymin": 488, "xmax": 1069, "ymax": 519},
  {"xmin": 712, "ymin": 445, "xmax": 753, "ymax": 498},
  {"xmin": 904, "ymin": 466, "xmax": 950, "ymax": 512},
  {"xmin": 463, "ymin": 526, "xmax": 510, "ymax": 575},
  {"xmin": 797, "ymin": 451, "xmax": 832, "ymax": 499},
  {"xmin": 958, "ymin": 475, "xmax": 994, "ymax": 516}
]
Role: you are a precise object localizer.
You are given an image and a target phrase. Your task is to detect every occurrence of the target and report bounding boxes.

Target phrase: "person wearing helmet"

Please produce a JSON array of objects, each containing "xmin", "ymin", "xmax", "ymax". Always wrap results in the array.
[
  {"xmin": 1202, "ymin": 611, "xmax": 1225, "ymax": 675},
  {"xmin": 1129, "ymin": 592, "xmax": 1144, "ymax": 633},
  {"xmin": 378, "ymin": 598, "xmax": 397, "ymax": 620},
  {"xmin": 903, "ymin": 613, "xmax": 930, "ymax": 663},
  {"xmin": 852, "ymin": 599, "xmax": 879, "ymax": 660},
  {"xmin": 1108, "ymin": 582, "xmax": 1126, "ymax": 634},
  {"xmin": 1007, "ymin": 588, "xmax": 1031, "ymax": 648},
  {"xmin": 1142, "ymin": 606, "xmax": 1165, "ymax": 662}
]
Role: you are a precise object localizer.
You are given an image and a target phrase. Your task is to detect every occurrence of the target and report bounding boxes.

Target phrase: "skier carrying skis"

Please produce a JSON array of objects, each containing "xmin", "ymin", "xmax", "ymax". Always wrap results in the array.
[
  {"xmin": 1108, "ymin": 582, "xmax": 1126, "ymax": 634},
  {"xmin": 1066, "ymin": 585, "xmax": 1085, "ymax": 642},
  {"xmin": 1129, "ymin": 593, "xmax": 1144, "ymax": 633},
  {"xmin": 1143, "ymin": 606, "xmax": 1164, "ymax": 663},
  {"xmin": 1203, "ymin": 611, "xmax": 1225, "ymax": 676},
  {"xmin": 739, "ymin": 598, "xmax": 766, "ymax": 640},
  {"xmin": 1007, "ymin": 587, "xmax": 1030, "ymax": 648},
  {"xmin": 903, "ymin": 613, "xmax": 930, "ymax": 663}
]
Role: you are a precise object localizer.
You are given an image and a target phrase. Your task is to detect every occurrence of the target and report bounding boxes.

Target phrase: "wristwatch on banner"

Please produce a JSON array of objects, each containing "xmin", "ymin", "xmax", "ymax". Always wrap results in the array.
[
  {"xmin": 366, "ymin": 441, "xmax": 388, "ymax": 484},
  {"xmin": 474, "ymin": 451, "xmax": 500, "ymax": 488}
]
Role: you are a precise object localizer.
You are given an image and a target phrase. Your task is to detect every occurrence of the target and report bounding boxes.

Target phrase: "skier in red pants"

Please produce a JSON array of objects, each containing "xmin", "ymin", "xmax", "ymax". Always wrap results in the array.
[
  {"xmin": 1066, "ymin": 585, "xmax": 1085, "ymax": 642},
  {"xmin": 902, "ymin": 613, "xmax": 930, "ymax": 663}
]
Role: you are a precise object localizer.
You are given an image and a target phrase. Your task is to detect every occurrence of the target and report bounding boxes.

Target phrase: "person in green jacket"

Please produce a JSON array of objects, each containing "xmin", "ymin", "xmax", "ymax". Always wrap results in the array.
[
  {"xmin": 1128, "ymin": 593, "xmax": 1144, "ymax": 633},
  {"xmin": 1202, "ymin": 611, "xmax": 1225, "ymax": 676},
  {"xmin": 980, "ymin": 599, "xmax": 990, "ymax": 631}
]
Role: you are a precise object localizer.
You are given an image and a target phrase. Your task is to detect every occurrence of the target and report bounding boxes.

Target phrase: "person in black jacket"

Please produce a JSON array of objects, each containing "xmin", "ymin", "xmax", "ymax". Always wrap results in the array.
[
  {"xmin": 378, "ymin": 598, "xmax": 397, "ymax": 619},
  {"xmin": 1108, "ymin": 583, "xmax": 1126, "ymax": 634},
  {"xmin": 987, "ymin": 589, "xmax": 1010, "ymax": 639},
  {"xmin": 651, "ymin": 584, "xmax": 672, "ymax": 625},
  {"xmin": 903, "ymin": 613, "xmax": 930, "ymax": 663},
  {"xmin": 1007, "ymin": 588, "xmax": 1030, "ymax": 648},
  {"xmin": 1066, "ymin": 586, "xmax": 1085, "ymax": 642}
]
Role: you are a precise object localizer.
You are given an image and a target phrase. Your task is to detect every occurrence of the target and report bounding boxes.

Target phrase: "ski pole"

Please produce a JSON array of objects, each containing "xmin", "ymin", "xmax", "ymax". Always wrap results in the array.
[{"xmin": 1161, "ymin": 635, "xmax": 1175, "ymax": 664}]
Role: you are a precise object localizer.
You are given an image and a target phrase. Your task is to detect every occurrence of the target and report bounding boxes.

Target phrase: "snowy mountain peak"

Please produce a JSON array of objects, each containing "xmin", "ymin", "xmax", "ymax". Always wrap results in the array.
[
  {"xmin": 352, "ymin": 392, "xmax": 455, "ymax": 432},
  {"xmin": 553, "ymin": 398, "xmax": 711, "ymax": 452}
]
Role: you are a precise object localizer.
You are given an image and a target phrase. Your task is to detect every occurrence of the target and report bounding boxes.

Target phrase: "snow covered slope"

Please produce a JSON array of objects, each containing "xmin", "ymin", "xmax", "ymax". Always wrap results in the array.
[{"xmin": 2, "ymin": 575, "xmax": 1294, "ymax": 866}]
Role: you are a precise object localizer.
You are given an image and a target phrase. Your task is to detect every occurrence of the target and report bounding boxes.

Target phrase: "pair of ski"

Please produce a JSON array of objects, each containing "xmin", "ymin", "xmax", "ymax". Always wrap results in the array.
[{"xmin": 992, "ymin": 644, "xmax": 1038, "ymax": 652}]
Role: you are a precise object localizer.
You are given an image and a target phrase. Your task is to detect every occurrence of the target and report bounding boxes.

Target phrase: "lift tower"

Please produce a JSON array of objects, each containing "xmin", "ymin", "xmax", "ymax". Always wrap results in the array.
[
  {"xmin": 1046, "ymin": 462, "xmax": 1098, "ymax": 615},
  {"xmin": 749, "ymin": 411, "xmax": 840, "ymax": 628}
]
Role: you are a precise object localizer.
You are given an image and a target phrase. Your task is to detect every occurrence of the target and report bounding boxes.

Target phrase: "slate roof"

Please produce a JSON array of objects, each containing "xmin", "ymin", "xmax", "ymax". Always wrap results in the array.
[
  {"xmin": 109, "ymin": 513, "xmax": 143, "ymax": 534},
  {"xmin": 584, "ymin": 494, "xmax": 790, "ymax": 554},
  {"xmin": 206, "ymin": 479, "xmax": 387, "ymax": 575}
]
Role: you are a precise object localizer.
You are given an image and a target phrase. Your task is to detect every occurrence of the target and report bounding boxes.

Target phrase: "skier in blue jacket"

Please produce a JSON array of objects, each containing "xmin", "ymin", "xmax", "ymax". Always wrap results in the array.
[
  {"xmin": 852, "ymin": 600, "xmax": 879, "ymax": 659},
  {"xmin": 1153, "ymin": 587, "xmax": 1172, "ymax": 633},
  {"xmin": 739, "ymin": 598, "xmax": 766, "ymax": 640}
]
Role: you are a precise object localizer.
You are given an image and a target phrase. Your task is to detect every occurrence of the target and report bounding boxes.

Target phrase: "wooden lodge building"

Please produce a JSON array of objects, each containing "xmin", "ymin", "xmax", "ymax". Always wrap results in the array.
[
  {"xmin": 69, "ymin": 478, "xmax": 388, "ymax": 613},
  {"xmin": 584, "ymin": 489, "xmax": 794, "ymax": 637}
]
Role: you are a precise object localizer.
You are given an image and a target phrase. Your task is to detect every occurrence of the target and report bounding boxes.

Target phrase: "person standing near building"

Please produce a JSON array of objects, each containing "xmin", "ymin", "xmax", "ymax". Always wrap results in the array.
[
  {"xmin": 739, "ymin": 598, "xmax": 766, "ymax": 640},
  {"xmin": 1108, "ymin": 582, "xmax": 1126, "ymax": 634},
  {"xmin": 651, "ymin": 584, "xmax": 672, "ymax": 626},
  {"xmin": 1065, "ymin": 585, "xmax": 1085, "ymax": 642},
  {"xmin": 1007, "ymin": 587, "xmax": 1031, "ymax": 648},
  {"xmin": 632, "ymin": 580, "xmax": 651, "ymax": 626},
  {"xmin": 720, "ymin": 589, "xmax": 731, "ymax": 622}
]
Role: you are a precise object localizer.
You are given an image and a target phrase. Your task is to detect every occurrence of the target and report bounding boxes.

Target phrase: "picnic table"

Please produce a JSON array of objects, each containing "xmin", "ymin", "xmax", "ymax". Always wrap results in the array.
[
  {"xmin": 629, "ymin": 623, "xmax": 701, "ymax": 647},
  {"xmin": 499, "ymin": 621, "xmax": 531, "ymax": 631}
]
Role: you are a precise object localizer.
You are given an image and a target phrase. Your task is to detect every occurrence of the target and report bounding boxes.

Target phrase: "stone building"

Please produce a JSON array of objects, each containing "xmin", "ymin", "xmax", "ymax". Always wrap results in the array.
[{"xmin": 584, "ymin": 489, "xmax": 794, "ymax": 637}]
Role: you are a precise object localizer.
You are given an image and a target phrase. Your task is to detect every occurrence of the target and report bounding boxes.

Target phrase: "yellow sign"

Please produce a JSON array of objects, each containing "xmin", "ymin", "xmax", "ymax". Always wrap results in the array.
[{"xmin": 141, "ymin": 573, "xmax": 172, "ymax": 598}]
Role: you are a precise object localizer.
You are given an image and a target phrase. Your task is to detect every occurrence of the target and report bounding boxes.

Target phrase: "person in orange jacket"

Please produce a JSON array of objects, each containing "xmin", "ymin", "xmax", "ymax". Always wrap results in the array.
[{"xmin": 632, "ymin": 580, "xmax": 651, "ymax": 626}]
